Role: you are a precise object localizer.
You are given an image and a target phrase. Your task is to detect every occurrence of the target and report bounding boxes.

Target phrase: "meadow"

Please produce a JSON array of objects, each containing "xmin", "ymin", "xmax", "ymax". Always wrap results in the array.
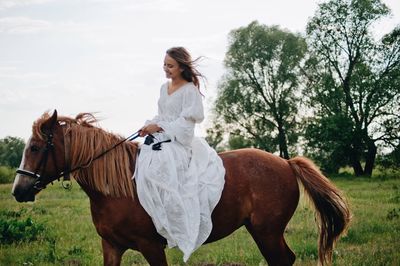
[{"xmin": 1, "ymin": 176, "xmax": 399, "ymax": 266}]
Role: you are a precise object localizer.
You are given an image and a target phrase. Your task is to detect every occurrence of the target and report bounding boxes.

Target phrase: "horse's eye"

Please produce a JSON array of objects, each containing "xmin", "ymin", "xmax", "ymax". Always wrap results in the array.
[{"xmin": 30, "ymin": 145, "xmax": 40, "ymax": 152}]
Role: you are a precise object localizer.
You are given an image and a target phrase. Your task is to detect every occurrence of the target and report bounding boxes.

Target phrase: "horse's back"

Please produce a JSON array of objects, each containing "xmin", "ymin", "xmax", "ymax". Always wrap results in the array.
[
  {"xmin": 219, "ymin": 148, "xmax": 298, "ymax": 190},
  {"xmin": 220, "ymin": 148, "xmax": 294, "ymax": 176},
  {"xmin": 206, "ymin": 148, "xmax": 299, "ymax": 242}
]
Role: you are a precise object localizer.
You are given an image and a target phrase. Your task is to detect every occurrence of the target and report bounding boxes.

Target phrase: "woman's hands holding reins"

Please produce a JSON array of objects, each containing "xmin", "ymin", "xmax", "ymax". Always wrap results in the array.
[{"xmin": 139, "ymin": 124, "xmax": 163, "ymax": 137}]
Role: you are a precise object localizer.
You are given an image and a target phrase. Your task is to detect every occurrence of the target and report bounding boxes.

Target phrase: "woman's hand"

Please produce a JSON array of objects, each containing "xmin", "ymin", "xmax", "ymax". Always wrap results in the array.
[{"xmin": 139, "ymin": 124, "xmax": 163, "ymax": 137}]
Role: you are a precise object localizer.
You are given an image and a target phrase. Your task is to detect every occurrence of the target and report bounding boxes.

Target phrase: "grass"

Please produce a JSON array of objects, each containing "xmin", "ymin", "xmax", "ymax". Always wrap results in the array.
[{"xmin": 0, "ymin": 176, "xmax": 399, "ymax": 265}]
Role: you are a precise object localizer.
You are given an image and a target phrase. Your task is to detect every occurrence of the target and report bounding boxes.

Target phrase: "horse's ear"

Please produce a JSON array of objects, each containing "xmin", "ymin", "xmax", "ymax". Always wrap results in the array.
[{"xmin": 41, "ymin": 110, "xmax": 58, "ymax": 134}]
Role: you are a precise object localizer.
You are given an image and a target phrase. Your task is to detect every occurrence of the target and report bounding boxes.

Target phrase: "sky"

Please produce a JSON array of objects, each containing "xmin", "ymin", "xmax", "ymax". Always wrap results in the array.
[{"xmin": 1, "ymin": 0, "xmax": 399, "ymax": 141}]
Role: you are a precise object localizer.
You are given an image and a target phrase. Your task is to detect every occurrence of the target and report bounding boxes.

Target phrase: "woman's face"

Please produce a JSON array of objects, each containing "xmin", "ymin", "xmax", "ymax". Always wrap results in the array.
[{"xmin": 163, "ymin": 54, "xmax": 182, "ymax": 80}]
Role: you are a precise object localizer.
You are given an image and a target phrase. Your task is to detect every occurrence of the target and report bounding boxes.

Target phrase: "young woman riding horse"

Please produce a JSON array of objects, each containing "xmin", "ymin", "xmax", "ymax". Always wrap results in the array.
[
  {"xmin": 12, "ymin": 109, "xmax": 351, "ymax": 265},
  {"xmin": 12, "ymin": 47, "xmax": 350, "ymax": 266}
]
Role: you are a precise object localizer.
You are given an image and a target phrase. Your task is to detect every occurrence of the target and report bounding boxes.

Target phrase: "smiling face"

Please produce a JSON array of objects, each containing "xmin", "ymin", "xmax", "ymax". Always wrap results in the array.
[{"xmin": 163, "ymin": 54, "xmax": 183, "ymax": 80}]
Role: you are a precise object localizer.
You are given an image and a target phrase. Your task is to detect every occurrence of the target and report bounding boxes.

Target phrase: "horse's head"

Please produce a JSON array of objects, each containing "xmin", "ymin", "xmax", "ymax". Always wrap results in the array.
[{"xmin": 12, "ymin": 110, "xmax": 68, "ymax": 202}]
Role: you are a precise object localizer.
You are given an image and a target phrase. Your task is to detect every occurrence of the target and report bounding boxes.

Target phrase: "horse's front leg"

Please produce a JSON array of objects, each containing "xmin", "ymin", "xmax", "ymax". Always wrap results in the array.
[
  {"xmin": 101, "ymin": 238, "xmax": 126, "ymax": 266},
  {"xmin": 136, "ymin": 237, "xmax": 168, "ymax": 266}
]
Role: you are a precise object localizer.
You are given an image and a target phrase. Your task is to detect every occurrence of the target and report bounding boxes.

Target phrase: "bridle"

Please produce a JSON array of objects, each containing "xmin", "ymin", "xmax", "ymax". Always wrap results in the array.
[
  {"xmin": 16, "ymin": 123, "xmax": 140, "ymax": 193},
  {"xmin": 16, "ymin": 126, "xmax": 67, "ymax": 192}
]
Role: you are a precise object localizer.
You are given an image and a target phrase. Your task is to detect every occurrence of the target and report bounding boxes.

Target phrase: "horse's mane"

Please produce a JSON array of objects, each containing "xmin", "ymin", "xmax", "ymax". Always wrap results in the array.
[{"xmin": 33, "ymin": 112, "xmax": 138, "ymax": 199}]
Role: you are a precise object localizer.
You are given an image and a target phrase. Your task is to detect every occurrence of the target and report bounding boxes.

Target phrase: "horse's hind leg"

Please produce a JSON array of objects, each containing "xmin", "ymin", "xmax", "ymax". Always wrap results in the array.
[{"xmin": 245, "ymin": 224, "xmax": 295, "ymax": 266}]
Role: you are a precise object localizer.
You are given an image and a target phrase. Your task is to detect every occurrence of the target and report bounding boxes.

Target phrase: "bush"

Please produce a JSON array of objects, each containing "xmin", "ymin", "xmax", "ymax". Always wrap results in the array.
[
  {"xmin": 0, "ymin": 217, "xmax": 46, "ymax": 244},
  {"xmin": 0, "ymin": 208, "xmax": 27, "ymax": 218},
  {"xmin": 0, "ymin": 136, "xmax": 25, "ymax": 168},
  {"xmin": 0, "ymin": 165, "xmax": 16, "ymax": 184},
  {"xmin": 372, "ymin": 165, "xmax": 400, "ymax": 180}
]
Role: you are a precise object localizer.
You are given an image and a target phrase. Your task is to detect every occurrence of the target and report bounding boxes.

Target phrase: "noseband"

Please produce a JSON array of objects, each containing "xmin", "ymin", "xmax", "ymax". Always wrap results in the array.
[
  {"xmin": 16, "ymin": 124, "xmax": 72, "ymax": 192},
  {"xmin": 16, "ymin": 123, "xmax": 140, "ymax": 193}
]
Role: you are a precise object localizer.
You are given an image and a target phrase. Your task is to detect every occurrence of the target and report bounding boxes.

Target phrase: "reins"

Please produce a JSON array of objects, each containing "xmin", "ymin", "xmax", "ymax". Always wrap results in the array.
[
  {"xmin": 16, "ymin": 128, "xmax": 141, "ymax": 192},
  {"xmin": 66, "ymin": 130, "xmax": 141, "ymax": 177},
  {"xmin": 58, "ymin": 129, "xmax": 142, "ymax": 189}
]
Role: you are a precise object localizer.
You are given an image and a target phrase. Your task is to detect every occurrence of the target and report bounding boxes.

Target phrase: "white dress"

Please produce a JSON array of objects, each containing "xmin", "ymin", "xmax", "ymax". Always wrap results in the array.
[{"xmin": 135, "ymin": 82, "xmax": 225, "ymax": 261}]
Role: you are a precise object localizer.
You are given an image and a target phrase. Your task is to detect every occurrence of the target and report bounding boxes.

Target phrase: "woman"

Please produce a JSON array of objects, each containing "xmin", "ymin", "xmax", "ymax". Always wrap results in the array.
[{"xmin": 135, "ymin": 47, "xmax": 225, "ymax": 262}]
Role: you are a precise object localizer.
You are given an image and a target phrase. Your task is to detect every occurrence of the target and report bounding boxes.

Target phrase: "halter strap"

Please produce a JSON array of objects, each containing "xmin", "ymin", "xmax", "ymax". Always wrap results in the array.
[
  {"xmin": 16, "ymin": 124, "xmax": 141, "ymax": 191},
  {"xmin": 62, "ymin": 123, "xmax": 72, "ymax": 188}
]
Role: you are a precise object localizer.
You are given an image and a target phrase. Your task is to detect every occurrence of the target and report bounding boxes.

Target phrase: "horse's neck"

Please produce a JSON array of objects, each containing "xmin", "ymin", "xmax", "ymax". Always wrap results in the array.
[
  {"xmin": 76, "ymin": 180, "xmax": 99, "ymax": 200},
  {"xmin": 69, "ymin": 135, "xmax": 138, "ymax": 199}
]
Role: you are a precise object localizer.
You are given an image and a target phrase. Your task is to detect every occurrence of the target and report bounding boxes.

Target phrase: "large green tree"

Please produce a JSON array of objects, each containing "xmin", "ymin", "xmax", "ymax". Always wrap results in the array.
[
  {"xmin": 211, "ymin": 21, "xmax": 307, "ymax": 158},
  {"xmin": 305, "ymin": 0, "xmax": 400, "ymax": 175},
  {"xmin": 0, "ymin": 136, "xmax": 25, "ymax": 168}
]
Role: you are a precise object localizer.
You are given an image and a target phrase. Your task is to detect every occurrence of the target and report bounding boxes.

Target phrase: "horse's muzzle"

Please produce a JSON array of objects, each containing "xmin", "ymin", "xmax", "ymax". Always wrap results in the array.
[{"xmin": 12, "ymin": 186, "xmax": 36, "ymax": 202}]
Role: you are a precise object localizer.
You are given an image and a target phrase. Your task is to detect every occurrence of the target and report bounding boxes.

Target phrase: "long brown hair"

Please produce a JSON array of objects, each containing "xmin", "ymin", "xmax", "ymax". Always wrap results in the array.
[{"xmin": 166, "ymin": 47, "xmax": 205, "ymax": 89}]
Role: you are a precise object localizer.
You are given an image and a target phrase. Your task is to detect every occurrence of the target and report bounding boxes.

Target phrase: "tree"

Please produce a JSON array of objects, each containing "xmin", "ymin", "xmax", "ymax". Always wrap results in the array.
[
  {"xmin": 376, "ymin": 144, "xmax": 400, "ymax": 168},
  {"xmin": 211, "ymin": 21, "xmax": 307, "ymax": 158},
  {"xmin": 205, "ymin": 123, "xmax": 226, "ymax": 152},
  {"xmin": 305, "ymin": 0, "xmax": 400, "ymax": 176},
  {"xmin": 0, "ymin": 136, "xmax": 25, "ymax": 168},
  {"xmin": 304, "ymin": 114, "xmax": 354, "ymax": 173}
]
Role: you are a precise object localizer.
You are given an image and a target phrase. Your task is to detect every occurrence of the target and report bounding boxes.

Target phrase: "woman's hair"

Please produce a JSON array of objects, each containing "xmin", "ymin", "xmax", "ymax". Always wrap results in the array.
[{"xmin": 166, "ymin": 47, "xmax": 205, "ymax": 89}]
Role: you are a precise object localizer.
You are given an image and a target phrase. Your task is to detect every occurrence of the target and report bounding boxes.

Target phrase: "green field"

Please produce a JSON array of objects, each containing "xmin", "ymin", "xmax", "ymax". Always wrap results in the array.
[{"xmin": 1, "ymin": 177, "xmax": 399, "ymax": 266}]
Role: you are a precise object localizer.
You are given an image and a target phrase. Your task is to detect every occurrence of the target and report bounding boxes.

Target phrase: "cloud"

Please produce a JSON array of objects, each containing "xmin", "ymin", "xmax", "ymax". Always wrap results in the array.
[
  {"xmin": 0, "ymin": 0, "xmax": 53, "ymax": 10},
  {"xmin": 0, "ymin": 16, "xmax": 52, "ymax": 33},
  {"xmin": 122, "ymin": 0, "xmax": 188, "ymax": 13},
  {"xmin": 0, "ymin": 71, "xmax": 50, "ymax": 79},
  {"xmin": 0, "ymin": 65, "xmax": 52, "ymax": 80},
  {"xmin": 0, "ymin": 15, "xmax": 112, "ymax": 36}
]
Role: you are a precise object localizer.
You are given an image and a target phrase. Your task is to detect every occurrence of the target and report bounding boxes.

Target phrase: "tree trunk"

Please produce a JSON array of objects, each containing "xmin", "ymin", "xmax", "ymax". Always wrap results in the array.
[
  {"xmin": 364, "ymin": 141, "xmax": 377, "ymax": 177},
  {"xmin": 350, "ymin": 128, "xmax": 365, "ymax": 176},
  {"xmin": 349, "ymin": 148, "xmax": 364, "ymax": 176},
  {"xmin": 277, "ymin": 125, "xmax": 289, "ymax": 159}
]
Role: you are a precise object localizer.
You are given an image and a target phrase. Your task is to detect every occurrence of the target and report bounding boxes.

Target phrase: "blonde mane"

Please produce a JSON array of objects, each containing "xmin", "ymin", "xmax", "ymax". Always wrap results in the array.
[{"xmin": 33, "ymin": 112, "xmax": 138, "ymax": 199}]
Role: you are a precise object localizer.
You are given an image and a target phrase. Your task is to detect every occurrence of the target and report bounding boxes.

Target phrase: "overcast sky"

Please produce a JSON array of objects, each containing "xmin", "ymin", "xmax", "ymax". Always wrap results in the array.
[{"xmin": 1, "ymin": 0, "xmax": 399, "ymax": 141}]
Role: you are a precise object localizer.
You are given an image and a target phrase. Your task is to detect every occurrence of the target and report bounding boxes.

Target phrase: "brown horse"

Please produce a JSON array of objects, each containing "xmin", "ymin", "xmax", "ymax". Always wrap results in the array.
[{"xmin": 12, "ymin": 110, "xmax": 350, "ymax": 266}]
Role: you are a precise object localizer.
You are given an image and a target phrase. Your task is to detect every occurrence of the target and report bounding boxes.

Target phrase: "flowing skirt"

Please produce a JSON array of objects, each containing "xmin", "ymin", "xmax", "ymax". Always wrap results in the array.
[{"xmin": 134, "ymin": 133, "xmax": 225, "ymax": 261}]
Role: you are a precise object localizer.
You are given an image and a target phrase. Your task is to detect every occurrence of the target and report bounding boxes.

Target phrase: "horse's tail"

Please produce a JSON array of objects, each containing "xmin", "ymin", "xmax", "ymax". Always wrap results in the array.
[{"xmin": 288, "ymin": 157, "xmax": 351, "ymax": 266}]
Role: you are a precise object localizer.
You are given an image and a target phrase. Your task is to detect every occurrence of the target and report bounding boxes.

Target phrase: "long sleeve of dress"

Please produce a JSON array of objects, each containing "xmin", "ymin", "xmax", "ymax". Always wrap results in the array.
[{"xmin": 158, "ymin": 85, "xmax": 204, "ymax": 146}]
